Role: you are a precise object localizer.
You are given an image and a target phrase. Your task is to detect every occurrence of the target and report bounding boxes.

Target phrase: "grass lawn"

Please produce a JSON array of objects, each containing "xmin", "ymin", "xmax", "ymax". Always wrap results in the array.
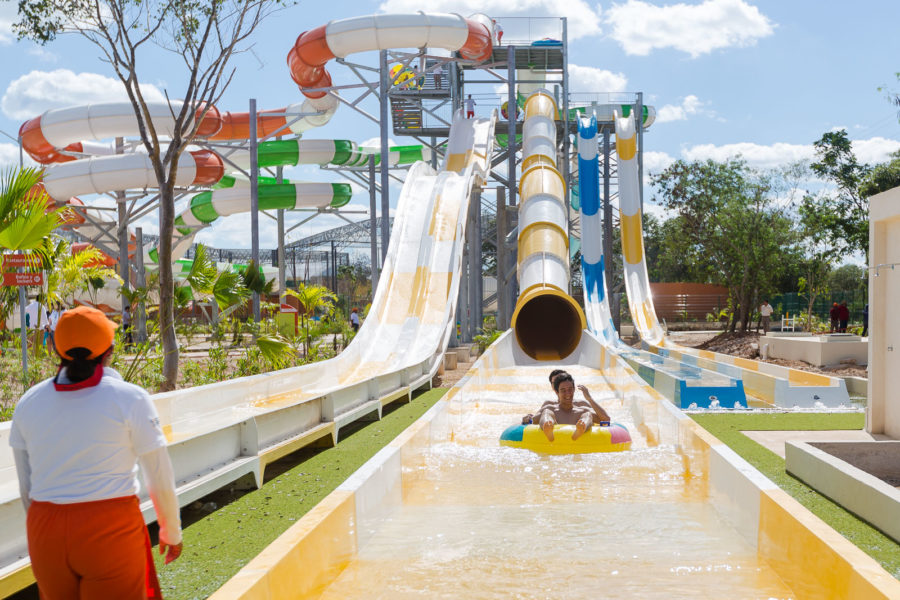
[
  {"xmin": 155, "ymin": 387, "xmax": 446, "ymax": 600},
  {"xmin": 691, "ymin": 412, "xmax": 900, "ymax": 579}
]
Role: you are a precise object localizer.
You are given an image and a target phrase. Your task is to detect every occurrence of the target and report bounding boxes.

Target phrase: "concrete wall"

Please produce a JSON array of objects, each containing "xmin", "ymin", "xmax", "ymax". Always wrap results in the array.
[
  {"xmin": 868, "ymin": 186, "xmax": 900, "ymax": 436},
  {"xmin": 764, "ymin": 334, "xmax": 868, "ymax": 367}
]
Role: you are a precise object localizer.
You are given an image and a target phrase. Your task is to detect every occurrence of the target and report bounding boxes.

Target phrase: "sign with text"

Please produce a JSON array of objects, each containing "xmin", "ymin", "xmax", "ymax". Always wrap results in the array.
[
  {"xmin": 2, "ymin": 254, "xmax": 40, "ymax": 269},
  {"xmin": 2, "ymin": 272, "xmax": 43, "ymax": 286}
]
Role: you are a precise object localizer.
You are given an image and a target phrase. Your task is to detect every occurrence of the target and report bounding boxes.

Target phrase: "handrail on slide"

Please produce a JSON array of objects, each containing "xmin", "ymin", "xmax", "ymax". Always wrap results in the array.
[{"xmin": 511, "ymin": 90, "xmax": 585, "ymax": 361}]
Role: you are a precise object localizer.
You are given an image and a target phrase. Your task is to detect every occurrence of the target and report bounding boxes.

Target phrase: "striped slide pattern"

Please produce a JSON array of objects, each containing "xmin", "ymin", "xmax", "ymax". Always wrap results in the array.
[
  {"xmin": 578, "ymin": 114, "xmax": 746, "ymax": 409},
  {"xmin": 610, "ymin": 112, "xmax": 849, "ymax": 408}
]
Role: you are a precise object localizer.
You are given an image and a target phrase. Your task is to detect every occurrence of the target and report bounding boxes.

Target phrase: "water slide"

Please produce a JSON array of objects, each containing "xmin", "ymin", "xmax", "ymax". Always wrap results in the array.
[
  {"xmin": 579, "ymin": 108, "xmax": 850, "ymax": 408},
  {"xmin": 577, "ymin": 114, "xmax": 746, "ymax": 409},
  {"xmin": 204, "ymin": 89, "xmax": 900, "ymax": 599},
  {"xmin": 0, "ymin": 10, "xmax": 877, "ymax": 598},
  {"xmin": 19, "ymin": 10, "xmax": 494, "ymax": 263}
]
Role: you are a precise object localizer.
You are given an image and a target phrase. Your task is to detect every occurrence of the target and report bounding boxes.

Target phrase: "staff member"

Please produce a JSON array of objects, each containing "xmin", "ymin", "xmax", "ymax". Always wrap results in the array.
[{"xmin": 9, "ymin": 306, "xmax": 183, "ymax": 599}]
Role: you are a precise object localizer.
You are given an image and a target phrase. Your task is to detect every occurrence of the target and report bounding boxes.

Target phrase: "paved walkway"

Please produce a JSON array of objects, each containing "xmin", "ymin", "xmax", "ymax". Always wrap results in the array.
[{"xmin": 742, "ymin": 429, "xmax": 894, "ymax": 459}]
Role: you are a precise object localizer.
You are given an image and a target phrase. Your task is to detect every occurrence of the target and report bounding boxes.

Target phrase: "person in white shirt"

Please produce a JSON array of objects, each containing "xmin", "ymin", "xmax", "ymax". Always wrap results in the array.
[
  {"xmin": 759, "ymin": 300, "xmax": 774, "ymax": 333},
  {"xmin": 10, "ymin": 306, "xmax": 182, "ymax": 599},
  {"xmin": 492, "ymin": 19, "xmax": 503, "ymax": 45},
  {"xmin": 465, "ymin": 94, "xmax": 477, "ymax": 118}
]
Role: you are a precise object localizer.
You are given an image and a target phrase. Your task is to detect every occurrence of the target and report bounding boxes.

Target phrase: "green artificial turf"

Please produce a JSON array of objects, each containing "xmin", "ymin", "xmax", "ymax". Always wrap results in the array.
[
  {"xmin": 691, "ymin": 412, "xmax": 900, "ymax": 579},
  {"xmin": 155, "ymin": 388, "xmax": 446, "ymax": 600}
]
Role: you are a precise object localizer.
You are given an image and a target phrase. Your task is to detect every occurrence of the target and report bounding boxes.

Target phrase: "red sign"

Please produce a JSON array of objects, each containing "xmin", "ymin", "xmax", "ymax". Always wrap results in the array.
[
  {"xmin": 2, "ymin": 272, "xmax": 43, "ymax": 286},
  {"xmin": 2, "ymin": 254, "xmax": 39, "ymax": 269}
]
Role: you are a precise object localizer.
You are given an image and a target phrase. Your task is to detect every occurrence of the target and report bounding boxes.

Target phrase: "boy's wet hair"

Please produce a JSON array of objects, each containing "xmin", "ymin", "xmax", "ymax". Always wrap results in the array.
[
  {"xmin": 552, "ymin": 372, "xmax": 574, "ymax": 392},
  {"xmin": 548, "ymin": 369, "xmax": 566, "ymax": 384}
]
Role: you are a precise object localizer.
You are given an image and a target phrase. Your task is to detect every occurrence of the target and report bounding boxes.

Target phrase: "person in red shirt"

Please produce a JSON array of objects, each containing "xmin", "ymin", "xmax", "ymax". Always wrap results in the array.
[
  {"xmin": 829, "ymin": 302, "xmax": 839, "ymax": 333},
  {"xmin": 838, "ymin": 300, "xmax": 850, "ymax": 333}
]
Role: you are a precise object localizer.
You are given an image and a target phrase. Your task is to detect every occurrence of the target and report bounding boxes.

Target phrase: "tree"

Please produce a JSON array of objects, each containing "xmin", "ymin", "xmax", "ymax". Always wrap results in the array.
[
  {"xmin": 804, "ymin": 130, "xmax": 871, "ymax": 258},
  {"xmin": 650, "ymin": 158, "xmax": 797, "ymax": 331},
  {"xmin": 284, "ymin": 283, "xmax": 336, "ymax": 358},
  {"xmin": 643, "ymin": 213, "xmax": 707, "ymax": 283},
  {"xmin": 14, "ymin": 0, "xmax": 285, "ymax": 390},
  {"xmin": 828, "ymin": 263, "xmax": 866, "ymax": 294},
  {"xmin": 797, "ymin": 197, "xmax": 836, "ymax": 331},
  {"xmin": 44, "ymin": 239, "xmax": 123, "ymax": 307},
  {"xmin": 860, "ymin": 150, "xmax": 900, "ymax": 198},
  {"xmin": 0, "ymin": 167, "xmax": 61, "ymax": 253}
]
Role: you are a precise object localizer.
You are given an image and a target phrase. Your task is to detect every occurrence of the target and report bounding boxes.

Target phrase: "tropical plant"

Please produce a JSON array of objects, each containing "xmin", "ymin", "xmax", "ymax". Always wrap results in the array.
[
  {"xmin": 283, "ymin": 283, "xmax": 337, "ymax": 358},
  {"xmin": 44, "ymin": 239, "xmax": 122, "ymax": 307}
]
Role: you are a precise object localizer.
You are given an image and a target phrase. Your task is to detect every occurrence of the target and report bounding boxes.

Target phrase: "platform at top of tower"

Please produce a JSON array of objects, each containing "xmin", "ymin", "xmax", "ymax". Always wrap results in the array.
[{"xmin": 462, "ymin": 44, "xmax": 565, "ymax": 73}]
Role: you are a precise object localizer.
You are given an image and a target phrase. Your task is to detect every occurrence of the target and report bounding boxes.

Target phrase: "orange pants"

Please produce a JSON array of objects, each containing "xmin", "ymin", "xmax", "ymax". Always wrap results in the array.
[{"xmin": 27, "ymin": 496, "xmax": 162, "ymax": 600}]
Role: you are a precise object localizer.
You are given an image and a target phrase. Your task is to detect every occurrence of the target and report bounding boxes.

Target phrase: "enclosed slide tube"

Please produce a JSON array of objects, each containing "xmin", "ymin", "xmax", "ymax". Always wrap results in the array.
[
  {"xmin": 511, "ymin": 91, "xmax": 586, "ymax": 360},
  {"xmin": 578, "ymin": 114, "xmax": 746, "ymax": 409},
  {"xmin": 18, "ymin": 11, "xmax": 494, "ymax": 258}
]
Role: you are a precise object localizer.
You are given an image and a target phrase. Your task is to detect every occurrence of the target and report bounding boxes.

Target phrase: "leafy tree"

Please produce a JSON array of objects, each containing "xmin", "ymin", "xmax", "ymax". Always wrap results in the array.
[
  {"xmin": 860, "ymin": 150, "xmax": 900, "ymax": 198},
  {"xmin": 828, "ymin": 263, "xmax": 866, "ymax": 294},
  {"xmin": 643, "ymin": 213, "xmax": 707, "ymax": 283},
  {"xmin": 796, "ymin": 197, "xmax": 836, "ymax": 331},
  {"xmin": 804, "ymin": 130, "xmax": 871, "ymax": 258},
  {"xmin": 651, "ymin": 158, "xmax": 797, "ymax": 331},
  {"xmin": 14, "ymin": 0, "xmax": 286, "ymax": 391},
  {"xmin": 336, "ymin": 262, "xmax": 369, "ymax": 311}
]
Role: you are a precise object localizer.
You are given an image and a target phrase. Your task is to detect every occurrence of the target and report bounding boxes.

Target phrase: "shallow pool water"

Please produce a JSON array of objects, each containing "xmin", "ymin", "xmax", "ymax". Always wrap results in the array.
[{"xmin": 317, "ymin": 367, "xmax": 795, "ymax": 599}]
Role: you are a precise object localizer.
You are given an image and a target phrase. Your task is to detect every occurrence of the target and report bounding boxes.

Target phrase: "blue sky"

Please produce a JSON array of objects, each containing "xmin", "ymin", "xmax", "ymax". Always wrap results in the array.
[{"xmin": 1, "ymin": 0, "xmax": 898, "ymax": 249}]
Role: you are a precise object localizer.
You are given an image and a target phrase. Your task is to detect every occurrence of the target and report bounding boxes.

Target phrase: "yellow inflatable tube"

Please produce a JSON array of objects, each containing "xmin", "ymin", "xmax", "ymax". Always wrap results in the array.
[{"xmin": 499, "ymin": 423, "xmax": 632, "ymax": 455}]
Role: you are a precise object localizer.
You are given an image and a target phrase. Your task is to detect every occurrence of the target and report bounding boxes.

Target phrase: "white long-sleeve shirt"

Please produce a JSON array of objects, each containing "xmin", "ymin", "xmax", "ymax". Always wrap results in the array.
[{"xmin": 10, "ymin": 367, "xmax": 182, "ymax": 544}]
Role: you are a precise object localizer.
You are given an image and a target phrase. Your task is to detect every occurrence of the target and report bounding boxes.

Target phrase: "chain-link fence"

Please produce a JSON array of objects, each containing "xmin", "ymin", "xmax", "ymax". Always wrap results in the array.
[{"xmin": 768, "ymin": 290, "xmax": 868, "ymax": 323}]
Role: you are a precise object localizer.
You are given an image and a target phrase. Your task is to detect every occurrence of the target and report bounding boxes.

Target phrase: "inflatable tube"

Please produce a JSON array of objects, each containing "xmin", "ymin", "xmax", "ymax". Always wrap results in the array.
[{"xmin": 499, "ymin": 423, "xmax": 631, "ymax": 455}]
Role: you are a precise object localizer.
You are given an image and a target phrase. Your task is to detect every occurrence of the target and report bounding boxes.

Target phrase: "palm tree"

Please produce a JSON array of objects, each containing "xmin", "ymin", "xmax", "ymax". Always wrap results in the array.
[
  {"xmin": 181, "ymin": 244, "xmax": 250, "ymax": 335},
  {"xmin": 0, "ymin": 167, "xmax": 61, "ymax": 252},
  {"xmin": 44, "ymin": 239, "xmax": 122, "ymax": 308},
  {"xmin": 0, "ymin": 167, "xmax": 62, "ymax": 356},
  {"xmin": 283, "ymin": 283, "xmax": 337, "ymax": 358}
]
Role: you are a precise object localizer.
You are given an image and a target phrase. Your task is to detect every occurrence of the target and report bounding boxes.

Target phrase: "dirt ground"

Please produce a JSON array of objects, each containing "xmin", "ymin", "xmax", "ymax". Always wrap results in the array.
[{"xmin": 665, "ymin": 330, "xmax": 868, "ymax": 378}]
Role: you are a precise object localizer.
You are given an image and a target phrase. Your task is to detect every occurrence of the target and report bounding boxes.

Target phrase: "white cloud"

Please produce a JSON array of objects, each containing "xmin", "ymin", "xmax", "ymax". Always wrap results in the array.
[
  {"xmin": 378, "ymin": 0, "xmax": 602, "ymax": 40},
  {"xmin": 568, "ymin": 64, "xmax": 628, "ymax": 93},
  {"xmin": 0, "ymin": 143, "xmax": 26, "ymax": 167},
  {"xmin": 853, "ymin": 137, "xmax": 900, "ymax": 165},
  {"xmin": 643, "ymin": 150, "xmax": 676, "ymax": 174},
  {"xmin": 680, "ymin": 136, "xmax": 900, "ymax": 171},
  {"xmin": 359, "ymin": 136, "xmax": 399, "ymax": 149},
  {"xmin": 27, "ymin": 46, "xmax": 58, "ymax": 63},
  {"xmin": 605, "ymin": 0, "xmax": 775, "ymax": 58},
  {"xmin": 682, "ymin": 141, "xmax": 813, "ymax": 169},
  {"xmin": 1, "ymin": 69, "xmax": 167, "ymax": 120},
  {"xmin": 656, "ymin": 94, "xmax": 707, "ymax": 123}
]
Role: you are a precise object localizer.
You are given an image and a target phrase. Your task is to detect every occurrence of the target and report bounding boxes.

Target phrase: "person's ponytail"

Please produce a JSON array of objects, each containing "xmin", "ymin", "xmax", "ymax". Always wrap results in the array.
[{"xmin": 59, "ymin": 347, "xmax": 106, "ymax": 382}]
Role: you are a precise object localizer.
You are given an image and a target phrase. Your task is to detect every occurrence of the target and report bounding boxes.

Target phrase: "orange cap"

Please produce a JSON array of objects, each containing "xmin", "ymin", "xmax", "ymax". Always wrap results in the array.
[{"xmin": 54, "ymin": 306, "xmax": 117, "ymax": 359}]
